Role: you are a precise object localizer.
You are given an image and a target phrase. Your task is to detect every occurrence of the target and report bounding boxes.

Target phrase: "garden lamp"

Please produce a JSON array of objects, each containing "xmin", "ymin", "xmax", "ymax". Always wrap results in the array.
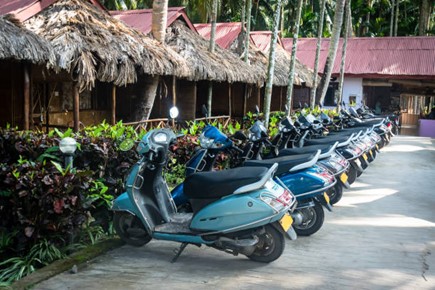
[{"xmin": 59, "ymin": 137, "xmax": 77, "ymax": 169}]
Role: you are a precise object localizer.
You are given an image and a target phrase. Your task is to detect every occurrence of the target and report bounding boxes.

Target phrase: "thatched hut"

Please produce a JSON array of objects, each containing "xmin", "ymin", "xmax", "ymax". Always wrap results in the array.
[
  {"xmin": 0, "ymin": 14, "xmax": 55, "ymax": 129},
  {"xmin": 195, "ymin": 23, "xmax": 318, "ymax": 115},
  {"xmin": 1, "ymin": 0, "xmax": 189, "ymax": 130},
  {"xmin": 111, "ymin": 7, "xmax": 264, "ymax": 121}
]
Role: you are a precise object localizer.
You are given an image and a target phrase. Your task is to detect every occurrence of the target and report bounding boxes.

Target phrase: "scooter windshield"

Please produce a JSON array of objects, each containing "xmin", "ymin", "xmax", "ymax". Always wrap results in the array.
[{"xmin": 201, "ymin": 125, "xmax": 233, "ymax": 149}]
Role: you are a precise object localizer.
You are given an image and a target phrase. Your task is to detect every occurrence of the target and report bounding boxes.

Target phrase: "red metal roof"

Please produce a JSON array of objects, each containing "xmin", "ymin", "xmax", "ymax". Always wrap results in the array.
[
  {"xmin": 194, "ymin": 22, "xmax": 242, "ymax": 49},
  {"xmin": 282, "ymin": 37, "xmax": 435, "ymax": 78},
  {"xmin": 250, "ymin": 31, "xmax": 284, "ymax": 52},
  {"xmin": 110, "ymin": 7, "xmax": 195, "ymax": 35},
  {"xmin": 0, "ymin": 0, "xmax": 107, "ymax": 21}
]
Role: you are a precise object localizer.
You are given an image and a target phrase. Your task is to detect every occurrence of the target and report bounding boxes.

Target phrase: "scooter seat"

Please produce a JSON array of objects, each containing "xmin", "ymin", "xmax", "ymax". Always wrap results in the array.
[
  {"xmin": 278, "ymin": 144, "xmax": 334, "ymax": 159},
  {"xmin": 184, "ymin": 166, "xmax": 268, "ymax": 199},
  {"xmin": 304, "ymin": 135, "xmax": 349, "ymax": 146},
  {"xmin": 243, "ymin": 152, "xmax": 318, "ymax": 175}
]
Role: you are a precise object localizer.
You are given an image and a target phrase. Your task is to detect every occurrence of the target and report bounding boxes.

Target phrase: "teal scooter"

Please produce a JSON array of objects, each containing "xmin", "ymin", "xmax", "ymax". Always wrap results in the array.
[{"xmin": 112, "ymin": 110, "xmax": 297, "ymax": 263}]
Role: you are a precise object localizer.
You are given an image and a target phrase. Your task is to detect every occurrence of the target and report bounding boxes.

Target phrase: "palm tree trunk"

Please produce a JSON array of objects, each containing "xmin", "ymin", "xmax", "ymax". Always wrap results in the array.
[
  {"xmin": 244, "ymin": 0, "xmax": 252, "ymax": 63},
  {"xmin": 318, "ymin": 0, "xmax": 346, "ymax": 105},
  {"xmin": 132, "ymin": 0, "xmax": 168, "ymax": 121},
  {"xmin": 285, "ymin": 0, "xmax": 304, "ymax": 117},
  {"xmin": 337, "ymin": 0, "xmax": 351, "ymax": 111},
  {"xmin": 310, "ymin": 0, "xmax": 326, "ymax": 109},
  {"xmin": 418, "ymin": 0, "xmax": 430, "ymax": 36},
  {"xmin": 390, "ymin": 0, "xmax": 395, "ymax": 36},
  {"xmin": 394, "ymin": 0, "xmax": 399, "ymax": 36},
  {"xmin": 207, "ymin": 0, "xmax": 218, "ymax": 116},
  {"xmin": 363, "ymin": 0, "xmax": 372, "ymax": 35},
  {"xmin": 263, "ymin": 0, "xmax": 283, "ymax": 128}
]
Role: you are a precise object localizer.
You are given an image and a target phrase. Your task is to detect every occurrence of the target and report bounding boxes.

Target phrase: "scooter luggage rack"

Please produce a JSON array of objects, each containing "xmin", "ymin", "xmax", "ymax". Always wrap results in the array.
[
  {"xmin": 319, "ymin": 142, "xmax": 339, "ymax": 159},
  {"xmin": 289, "ymin": 150, "xmax": 320, "ymax": 172}
]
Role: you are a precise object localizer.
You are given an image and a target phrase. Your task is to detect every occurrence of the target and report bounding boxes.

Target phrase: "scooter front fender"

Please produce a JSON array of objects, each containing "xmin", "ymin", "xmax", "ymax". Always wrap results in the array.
[{"xmin": 112, "ymin": 191, "xmax": 140, "ymax": 217}]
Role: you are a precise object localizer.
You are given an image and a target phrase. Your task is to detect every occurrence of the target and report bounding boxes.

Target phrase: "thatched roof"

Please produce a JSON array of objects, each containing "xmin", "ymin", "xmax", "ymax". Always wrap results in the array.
[
  {"xmin": 24, "ymin": 0, "xmax": 189, "ymax": 90},
  {"xmin": 0, "ymin": 14, "xmax": 55, "ymax": 64},
  {"xmin": 165, "ymin": 20, "xmax": 263, "ymax": 84}
]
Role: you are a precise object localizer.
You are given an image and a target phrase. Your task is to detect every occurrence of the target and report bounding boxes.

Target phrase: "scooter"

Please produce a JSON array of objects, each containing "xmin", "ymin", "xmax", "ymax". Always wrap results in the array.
[
  {"xmin": 112, "ymin": 112, "xmax": 297, "ymax": 263},
  {"xmin": 171, "ymin": 123, "xmax": 334, "ymax": 236}
]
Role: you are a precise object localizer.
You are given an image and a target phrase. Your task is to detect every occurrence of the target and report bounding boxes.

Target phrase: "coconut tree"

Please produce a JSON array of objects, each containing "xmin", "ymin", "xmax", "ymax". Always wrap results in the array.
[
  {"xmin": 337, "ymin": 0, "xmax": 351, "ymax": 111},
  {"xmin": 318, "ymin": 0, "xmax": 346, "ymax": 106},
  {"xmin": 418, "ymin": 0, "xmax": 432, "ymax": 35},
  {"xmin": 131, "ymin": 0, "xmax": 168, "ymax": 121},
  {"xmin": 263, "ymin": 0, "xmax": 283, "ymax": 127},
  {"xmin": 285, "ymin": 0, "xmax": 303, "ymax": 117},
  {"xmin": 206, "ymin": 0, "xmax": 218, "ymax": 116},
  {"xmin": 309, "ymin": 0, "xmax": 326, "ymax": 109}
]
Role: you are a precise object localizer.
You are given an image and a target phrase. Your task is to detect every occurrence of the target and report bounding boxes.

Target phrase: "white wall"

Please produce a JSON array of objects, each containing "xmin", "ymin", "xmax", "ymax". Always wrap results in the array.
[{"xmin": 342, "ymin": 77, "xmax": 363, "ymax": 106}]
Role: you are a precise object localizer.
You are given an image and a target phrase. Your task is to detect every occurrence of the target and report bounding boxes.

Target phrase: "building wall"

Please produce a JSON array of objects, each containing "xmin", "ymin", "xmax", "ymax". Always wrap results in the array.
[{"xmin": 343, "ymin": 77, "xmax": 363, "ymax": 106}]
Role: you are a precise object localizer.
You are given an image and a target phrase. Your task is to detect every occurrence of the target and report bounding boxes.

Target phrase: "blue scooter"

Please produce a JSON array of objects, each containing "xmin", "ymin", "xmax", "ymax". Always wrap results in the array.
[
  {"xmin": 172, "ymin": 124, "xmax": 335, "ymax": 236},
  {"xmin": 112, "ymin": 124, "xmax": 297, "ymax": 263}
]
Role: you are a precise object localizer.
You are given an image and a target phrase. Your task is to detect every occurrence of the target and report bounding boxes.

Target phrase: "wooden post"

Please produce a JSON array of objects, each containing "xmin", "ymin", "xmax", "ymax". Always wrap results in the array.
[
  {"xmin": 228, "ymin": 83, "xmax": 232, "ymax": 117},
  {"xmin": 73, "ymin": 82, "xmax": 80, "ymax": 132},
  {"xmin": 243, "ymin": 84, "xmax": 247, "ymax": 116},
  {"xmin": 111, "ymin": 85, "xmax": 116, "ymax": 125},
  {"xmin": 172, "ymin": 76, "xmax": 177, "ymax": 107},
  {"xmin": 192, "ymin": 82, "xmax": 197, "ymax": 119},
  {"xmin": 257, "ymin": 85, "xmax": 261, "ymax": 110},
  {"xmin": 23, "ymin": 64, "xmax": 30, "ymax": 130}
]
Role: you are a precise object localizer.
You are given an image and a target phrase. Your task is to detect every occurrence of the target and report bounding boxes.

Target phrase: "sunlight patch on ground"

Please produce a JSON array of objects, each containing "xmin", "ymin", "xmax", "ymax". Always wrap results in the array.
[
  {"xmin": 382, "ymin": 144, "xmax": 428, "ymax": 152},
  {"xmin": 337, "ymin": 187, "xmax": 397, "ymax": 207},
  {"xmin": 329, "ymin": 214, "xmax": 435, "ymax": 228}
]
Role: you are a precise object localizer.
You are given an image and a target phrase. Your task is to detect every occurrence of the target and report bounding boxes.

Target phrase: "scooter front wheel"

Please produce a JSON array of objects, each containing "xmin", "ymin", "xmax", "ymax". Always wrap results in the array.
[
  {"xmin": 113, "ymin": 212, "xmax": 151, "ymax": 247},
  {"xmin": 247, "ymin": 225, "xmax": 285, "ymax": 263},
  {"xmin": 293, "ymin": 202, "xmax": 324, "ymax": 236}
]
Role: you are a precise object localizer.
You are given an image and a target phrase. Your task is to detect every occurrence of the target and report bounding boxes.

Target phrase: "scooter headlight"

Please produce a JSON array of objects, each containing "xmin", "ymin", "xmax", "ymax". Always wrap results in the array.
[{"xmin": 199, "ymin": 134, "xmax": 224, "ymax": 149}]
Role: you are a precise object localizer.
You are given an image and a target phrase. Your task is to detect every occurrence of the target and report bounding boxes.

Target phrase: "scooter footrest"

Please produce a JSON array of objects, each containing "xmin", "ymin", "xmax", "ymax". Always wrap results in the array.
[{"xmin": 155, "ymin": 221, "xmax": 193, "ymax": 234}]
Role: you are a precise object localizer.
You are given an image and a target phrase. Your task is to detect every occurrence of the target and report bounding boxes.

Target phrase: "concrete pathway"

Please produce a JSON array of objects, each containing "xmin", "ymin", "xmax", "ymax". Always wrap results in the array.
[{"xmin": 35, "ymin": 136, "xmax": 435, "ymax": 290}]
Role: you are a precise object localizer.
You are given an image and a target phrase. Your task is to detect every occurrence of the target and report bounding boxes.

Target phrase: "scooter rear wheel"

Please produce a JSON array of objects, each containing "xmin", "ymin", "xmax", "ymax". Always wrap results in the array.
[
  {"xmin": 293, "ymin": 202, "xmax": 325, "ymax": 236},
  {"xmin": 328, "ymin": 183, "xmax": 344, "ymax": 205},
  {"xmin": 347, "ymin": 166, "xmax": 357, "ymax": 185},
  {"xmin": 247, "ymin": 225, "xmax": 285, "ymax": 263},
  {"xmin": 113, "ymin": 212, "xmax": 151, "ymax": 247}
]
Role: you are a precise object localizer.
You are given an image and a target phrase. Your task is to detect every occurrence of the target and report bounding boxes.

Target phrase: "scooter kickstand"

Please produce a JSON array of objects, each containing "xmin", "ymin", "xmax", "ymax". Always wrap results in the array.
[{"xmin": 171, "ymin": 242, "xmax": 188, "ymax": 263}]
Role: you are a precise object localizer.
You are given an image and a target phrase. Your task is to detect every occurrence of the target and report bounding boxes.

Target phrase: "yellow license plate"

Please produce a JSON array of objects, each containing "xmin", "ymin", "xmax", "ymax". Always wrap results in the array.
[
  {"xmin": 363, "ymin": 153, "xmax": 368, "ymax": 161},
  {"xmin": 340, "ymin": 172, "xmax": 348, "ymax": 184},
  {"xmin": 376, "ymin": 144, "xmax": 379, "ymax": 150},
  {"xmin": 279, "ymin": 213, "xmax": 293, "ymax": 232},
  {"xmin": 323, "ymin": 192, "xmax": 330, "ymax": 204},
  {"xmin": 369, "ymin": 150, "xmax": 373, "ymax": 157}
]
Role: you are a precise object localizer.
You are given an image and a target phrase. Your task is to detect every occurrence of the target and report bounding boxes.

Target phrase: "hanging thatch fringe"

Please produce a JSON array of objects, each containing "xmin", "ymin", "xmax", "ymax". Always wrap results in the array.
[
  {"xmin": 24, "ymin": 0, "xmax": 190, "ymax": 91},
  {"xmin": 165, "ymin": 20, "xmax": 263, "ymax": 84},
  {"xmin": 0, "ymin": 14, "xmax": 55, "ymax": 65}
]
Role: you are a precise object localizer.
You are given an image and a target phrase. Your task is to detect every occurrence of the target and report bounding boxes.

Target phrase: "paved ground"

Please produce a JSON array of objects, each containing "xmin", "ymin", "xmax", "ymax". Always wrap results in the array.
[{"xmin": 36, "ymin": 135, "xmax": 435, "ymax": 290}]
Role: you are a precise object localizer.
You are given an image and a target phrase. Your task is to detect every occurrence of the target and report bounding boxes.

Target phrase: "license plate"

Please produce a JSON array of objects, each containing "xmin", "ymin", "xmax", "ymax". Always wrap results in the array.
[
  {"xmin": 376, "ymin": 144, "xmax": 379, "ymax": 150},
  {"xmin": 363, "ymin": 153, "xmax": 368, "ymax": 161},
  {"xmin": 279, "ymin": 213, "xmax": 293, "ymax": 232},
  {"xmin": 323, "ymin": 192, "xmax": 330, "ymax": 204},
  {"xmin": 340, "ymin": 172, "xmax": 348, "ymax": 184},
  {"xmin": 369, "ymin": 150, "xmax": 373, "ymax": 157}
]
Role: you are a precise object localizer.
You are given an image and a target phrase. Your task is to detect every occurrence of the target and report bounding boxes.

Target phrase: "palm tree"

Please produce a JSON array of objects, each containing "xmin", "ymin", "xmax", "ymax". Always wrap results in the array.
[
  {"xmin": 132, "ymin": 0, "xmax": 168, "ymax": 121},
  {"xmin": 285, "ymin": 0, "xmax": 304, "ymax": 117},
  {"xmin": 337, "ymin": 0, "xmax": 351, "ymax": 111},
  {"xmin": 206, "ymin": 0, "xmax": 218, "ymax": 116},
  {"xmin": 418, "ymin": 0, "xmax": 432, "ymax": 35},
  {"xmin": 318, "ymin": 0, "xmax": 346, "ymax": 106},
  {"xmin": 263, "ymin": 0, "xmax": 283, "ymax": 127},
  {"xmin": 310, "ymin": 0, "xmax": 326, "ymax": 109}
]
